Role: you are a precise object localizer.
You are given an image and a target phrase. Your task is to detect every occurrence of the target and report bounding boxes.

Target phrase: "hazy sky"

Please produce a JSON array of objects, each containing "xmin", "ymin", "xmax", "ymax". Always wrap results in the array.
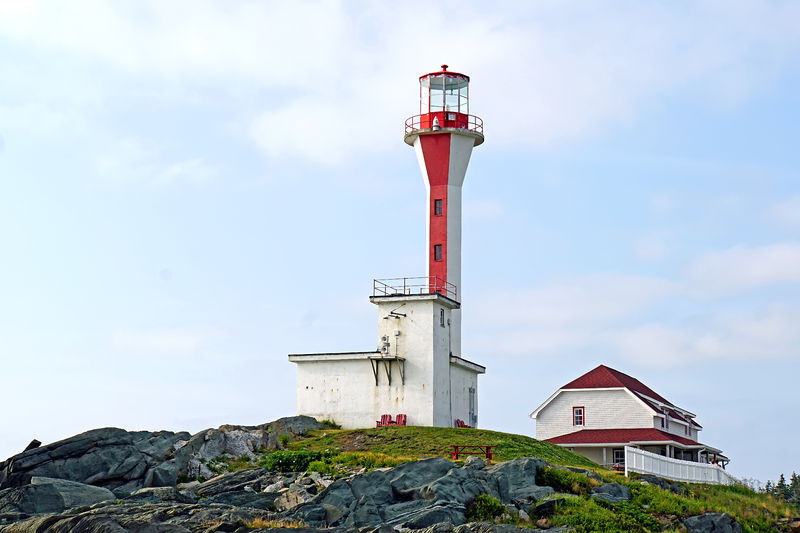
[{"xmin": 1, "ymin": 1, "xmax": 799, "ymax": 484}]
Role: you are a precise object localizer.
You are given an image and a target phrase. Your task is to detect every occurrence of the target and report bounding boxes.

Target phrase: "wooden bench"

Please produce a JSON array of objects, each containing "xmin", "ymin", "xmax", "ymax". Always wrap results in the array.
[{"xmin": 449, "ymin": 444, "xmax": 495, "ymax": 461}]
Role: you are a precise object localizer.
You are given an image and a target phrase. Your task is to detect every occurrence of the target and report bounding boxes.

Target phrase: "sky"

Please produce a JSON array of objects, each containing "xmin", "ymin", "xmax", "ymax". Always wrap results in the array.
[{"xmin": 1, "ymin": 1, "xmax": 799, "ymax": 485}]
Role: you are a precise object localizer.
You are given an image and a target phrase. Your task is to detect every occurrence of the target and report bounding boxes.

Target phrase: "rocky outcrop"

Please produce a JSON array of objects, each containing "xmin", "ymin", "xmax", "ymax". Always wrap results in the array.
[
  {"xmin": 176, "ymin": 416, "xmax": 325, "ymax": 480},
  {"xmin": 0, "ymin": 477, "xmax": 114, "ymax": 515},
  {"xmin": 283, "ymin": 457, "xmax": 553, "ymax": 529},
  {"xmin": 682, "ymin": 512, "xmax": 742, "ymax": 533},
  {"xmin": 0, "ymin": 420, "xmax": 761, "ymax": 533},
  {"xmin": 638, "ymin": 474, "xmax": 688, "ymax": 495},
  {"xmin": 0, "ymin": 428, "xmax": 190, "ymax": 496},
  {"xmin": 589, "ymin": 482, "xmax": 631, "ymax": 504},
  {"xmin": 0, "ymin": 416, "xmax": 326, "ymax": 497}
]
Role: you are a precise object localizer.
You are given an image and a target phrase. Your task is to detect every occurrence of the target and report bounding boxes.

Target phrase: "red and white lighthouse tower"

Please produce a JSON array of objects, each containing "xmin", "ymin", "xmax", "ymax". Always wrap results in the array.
[
  {"xmin": 290, "ymin": 66, "xmax": 486, "ymax": 429},
  {"xmin": 404, "ymin": 65, "xmax": 484, "ymax": 357}
]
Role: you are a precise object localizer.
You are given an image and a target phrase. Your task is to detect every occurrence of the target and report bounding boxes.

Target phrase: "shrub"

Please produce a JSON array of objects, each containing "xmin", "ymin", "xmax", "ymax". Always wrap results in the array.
[
  {"xmin": 466, "ymin": 493, "xmax": 506, "ymax": 522},
  {"xmin": 307, "ymin": 460, "xmax": 334, "ymax": 475},
  {"xmin": 320, "ymin": 419, "xmax": 342, "ymax": 429},
  {"xmin": 279, "ymin": 434, "xmax": 291, "ymax": 447},
  {"xmin": 535, "ymin": 466, "xmax": 599, "ymax": 496},
  {"xmin": 334, "ymin": 452, "xmax": 406, "ymax": 469},
  {"xmin": 261, "ymin": 450, "xmax": 325, "ymax": 472}
]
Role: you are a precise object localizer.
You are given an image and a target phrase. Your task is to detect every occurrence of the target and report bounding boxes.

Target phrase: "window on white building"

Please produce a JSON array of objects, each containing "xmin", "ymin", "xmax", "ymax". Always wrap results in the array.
[
  {"xmin": 573, "ymin": 407, "xmax": 584, "ymax": 426},
  {"xmin": 613, "ymin": 448, "xmax": 625, "ymax": 465},
  {"xmin": 440, "ymin": 308, "xmax": 445, "ymax": 327}
]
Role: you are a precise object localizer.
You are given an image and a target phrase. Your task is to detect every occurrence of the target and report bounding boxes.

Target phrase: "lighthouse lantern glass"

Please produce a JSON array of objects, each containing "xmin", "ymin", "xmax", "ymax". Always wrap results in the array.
[{"xmin": 420, "ymin": 74, "xmax": 469, "ymax": 114}]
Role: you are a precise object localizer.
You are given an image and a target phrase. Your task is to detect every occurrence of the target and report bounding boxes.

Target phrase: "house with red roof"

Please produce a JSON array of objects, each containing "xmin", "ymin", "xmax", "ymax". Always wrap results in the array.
[{"xmin": 529, "ymin": 365, "xmax": 728, "ymax": 470}]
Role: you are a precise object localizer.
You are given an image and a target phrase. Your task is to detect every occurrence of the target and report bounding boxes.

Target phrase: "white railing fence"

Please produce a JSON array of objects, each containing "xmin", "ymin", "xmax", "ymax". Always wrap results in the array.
[{"xmin": 624, "ymin": 446, "xmax": 739, "ymax": 485}]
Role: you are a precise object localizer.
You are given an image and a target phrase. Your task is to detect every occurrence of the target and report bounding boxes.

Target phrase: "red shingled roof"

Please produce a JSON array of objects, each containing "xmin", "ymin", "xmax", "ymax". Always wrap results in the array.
[
  {"xmin": 546, "ymin": 428, "xmax": 703, "ymax": 447},
  {"xmin": 562, "ymin": 364, "xmax": 669, "ymax": 403},
  {"xmin": 561, "ymin": 365, "xmax": 701, "ymax": 427}
]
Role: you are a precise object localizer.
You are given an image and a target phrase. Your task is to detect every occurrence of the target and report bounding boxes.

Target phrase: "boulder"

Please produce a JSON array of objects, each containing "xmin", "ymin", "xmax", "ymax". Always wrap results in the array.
[
  {"xmin": 0, "ymin": 427, "xmax": 191, "ymax": 495},
  {"xmin": 464, "ymin": 456, "xmax": 486, "ymax": 470},
  {"xmin": 274, "ymin": 485, "xmax": 315, "ymax": 511},
  {"xmin": 682, "ymin": 512, "xmax": 742, "ymax": 533},
  {"xmin": 532, "ymin": 497, "xmax": 565, "ymax": 518},
  {"xmin": 0, "ymin": 477, "xmax": 114, "ymax": 515},
  {"xmin": 0, "ymin": 500, "xmax": 273, "ymax": 532},
  {"xmin": 590, "ymin": 482, "xmax": 632, "ymax": 504},
  {"xmin": 638, "ymin": 474, "xmax": 688, "ymax": 495},
  {"xmin": 125, "ymin": 486, "xmax": 197, "ymax": 503}
]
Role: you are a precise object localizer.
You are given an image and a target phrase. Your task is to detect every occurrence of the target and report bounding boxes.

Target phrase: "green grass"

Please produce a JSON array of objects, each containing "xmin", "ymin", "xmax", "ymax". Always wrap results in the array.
[
  {"xmin": 194, "ymin": 425, "xmax": 797, "ymax": 532},
  {"xmin": 286, "ymin": 426, "xmax": 598, "ymax": 468}
]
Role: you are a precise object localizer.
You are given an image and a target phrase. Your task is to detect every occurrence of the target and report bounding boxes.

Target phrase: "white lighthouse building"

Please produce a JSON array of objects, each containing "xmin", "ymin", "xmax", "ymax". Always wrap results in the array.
[{"xmin": 289, "ymin": 66, "xmax": 485, "ymax": 429}]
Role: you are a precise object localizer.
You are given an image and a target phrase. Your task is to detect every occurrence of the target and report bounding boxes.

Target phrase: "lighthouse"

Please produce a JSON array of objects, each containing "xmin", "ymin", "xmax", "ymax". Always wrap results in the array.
[
  {"xmin": 404, "ymin": 64, "xmax": 484, "ymax": 357},
  {"xmin": 289, "ymin": 66, "xmax": 485, "ymax": 429}
]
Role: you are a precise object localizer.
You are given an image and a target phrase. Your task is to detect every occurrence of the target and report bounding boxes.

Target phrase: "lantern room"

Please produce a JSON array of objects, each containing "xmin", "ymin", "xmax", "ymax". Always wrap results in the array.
[{"xmin": 404, "ymin": 65, "xmax": 484, "ymax": 145}]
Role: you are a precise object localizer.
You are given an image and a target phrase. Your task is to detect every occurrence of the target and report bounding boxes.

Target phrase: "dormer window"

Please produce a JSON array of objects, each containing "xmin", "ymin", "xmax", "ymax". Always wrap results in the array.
[{"xmin": 573, "ymin": 407, "xmax": 584, "ymax": 426}]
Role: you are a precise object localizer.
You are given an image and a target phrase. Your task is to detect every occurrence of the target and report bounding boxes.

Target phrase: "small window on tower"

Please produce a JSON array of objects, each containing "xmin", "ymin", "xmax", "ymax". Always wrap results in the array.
[
  {"xmin": 434, "ymin": 244, "xmax": 443, "ymax": 261},
  {"xmin": 440, "ymin": 308, "xmax": 445, "ymax": 327},
  {"xmin": 434, "ymin": 199, "xmax": 443, "ymax": 216}
]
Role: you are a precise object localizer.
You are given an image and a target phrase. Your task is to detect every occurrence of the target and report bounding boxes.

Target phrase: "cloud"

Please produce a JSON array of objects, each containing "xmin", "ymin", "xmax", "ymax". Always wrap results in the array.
[
  {"xmin": 155, "ymin": 158, "xmax": 217, "ymax": 186},
  {"xmin": 469, "ymin": 241, "xmax": 800, "ymax": 365},
  {"xmin": 689, "ymin": 242, "xmax": 800, "ymax": 294},
  {"xmin": 770, "ymin": 196, "xmax": 800, "ymax": 228},
  {"xmin": 111, "ymin": 327, "xmax": 209, "ymax": 357},
  {"xmin": 634, "ymin": 233, "xmax": 670, "ymax": 261},
  {"xmin": 470, "ymin": 274, "xmax": 677, "ymax": 355},
  {"xmin": 2, "ymin": 2, "xmax": 800, "ymax": 166},
  {"xmin": 613, "ymin": 306, "xmax": 800, "ymax": 367},
  {"xmin": 94, "ymin": 138, "xmax": 216, "ymax": 186}
]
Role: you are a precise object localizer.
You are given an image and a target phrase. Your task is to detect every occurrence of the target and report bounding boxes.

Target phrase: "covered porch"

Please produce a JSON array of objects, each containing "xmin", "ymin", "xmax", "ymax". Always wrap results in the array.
[{"xmin": 546, "ymin": 428, "xmax": 729, "ymax": 471}]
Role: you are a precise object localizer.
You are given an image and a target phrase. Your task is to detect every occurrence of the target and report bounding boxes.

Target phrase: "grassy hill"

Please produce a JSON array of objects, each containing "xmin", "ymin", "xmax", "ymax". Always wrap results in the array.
[
  {"xmin": 279, "ymin": 425, "xmax": 797, "ymax": 533},
  {"xmin": 287, "ymin": 426, "xmax": 597, "ymax": 467}
]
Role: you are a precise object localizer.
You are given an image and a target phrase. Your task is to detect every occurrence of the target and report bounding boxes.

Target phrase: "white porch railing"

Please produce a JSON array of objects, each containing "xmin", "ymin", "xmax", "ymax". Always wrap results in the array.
[{"xmin": 624, "ymin": 446, "xmax": 738, "ymax": 485}]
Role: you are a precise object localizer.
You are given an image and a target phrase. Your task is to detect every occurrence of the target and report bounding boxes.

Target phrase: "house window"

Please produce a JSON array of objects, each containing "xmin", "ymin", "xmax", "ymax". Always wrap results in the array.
[
  {"xmin": 613, "ymin": 448, "xmax": 625, "ymax": 465},
  {"xmin": 573, "ymin": 407, "xmax": 584, "ymax": 426},
  {"xmin": 434, "ymin": 244, "xmax": 443, "ymax": 261},
  {"xmin": 440, "ymin": 308, "xmax": 445, "ymax": 327},
  {"xmin": 685, "ymin": 424, "xmax": 689, "ymax": 436},
  {"xmin": 434, "ymin": 199, "xmax": 443, "ymax": 216},
  {"xmin": 660, "ymin": 417, "xmax": 664, "ymax": 428}
]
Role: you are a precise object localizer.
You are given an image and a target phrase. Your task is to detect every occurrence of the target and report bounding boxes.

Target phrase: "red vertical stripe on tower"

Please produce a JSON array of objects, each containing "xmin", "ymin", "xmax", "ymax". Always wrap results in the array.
[{"xmin": 419, "ymin": 134, "xmax": 451, "ymax": 286}]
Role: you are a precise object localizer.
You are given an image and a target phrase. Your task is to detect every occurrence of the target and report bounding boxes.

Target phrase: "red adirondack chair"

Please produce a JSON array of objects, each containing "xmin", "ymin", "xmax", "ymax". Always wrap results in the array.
[
  {"xmin": 395, "ymin": 414, "xmax": 407, "ymax": 426},
  {"xmin": 376, "ymin": 414, "xmax": 393, "ymax": 427}
]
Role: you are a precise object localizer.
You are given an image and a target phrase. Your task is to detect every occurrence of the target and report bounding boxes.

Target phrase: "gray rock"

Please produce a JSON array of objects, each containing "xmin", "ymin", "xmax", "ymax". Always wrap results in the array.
[
  {"xmin": 274, "ymin": 486, "xmax": 315, "ymax": 511},
  {"xmin": 22, "ymin": 441, "xmax": 40, "ymax": 453},
  {"xmin": 0, "ymin": 500, "xmax": 273, "ymax": 532},
  {"xmin": 402, "ymin": 501, "xmax": 467, "ymax": 529},
  {"xmin": 464, "ymin": 456, "xmax": 485, "ymax": 470},
  {"xmin": 0, "ymin": 427, "xmax": 191, "ymax": 494},
  {"xmin": 0, "ymin": 477, "xmax": 115, "ymax": 515},
  {"xmin": 532, "ymin": 498, "xmax": 564, "ymax": 518},
  {"xmin": 638, "ymin": 474, "xmax": 688, "ymax": 495},
  {"xmin": 202, "ymin": 490, "xmax": 279, "ymax": 510},
  {"xmin": 195, "ymin": 467, "xmax": 277, "ymax": 497},
  {"xmin": 682, "ymin": 512, "xmax": 742, "ymax": 533},
  {"xmin": 563, "ymin": 466, "xmax": 602, "ymax": 482},
  {"xmin": 485, "ymin": 457, "xmax": 549, "ymax": 503},
  {"xmin": 263, "ymin": 479, "xmax": 287, "ymax": 493},
  {"xmin": 590, "ymin": 482, "xmax": 632, "ymax": 504},
  {"xmin": 125, "ymin": 486, "xmax": 197, "ymax": 503}
]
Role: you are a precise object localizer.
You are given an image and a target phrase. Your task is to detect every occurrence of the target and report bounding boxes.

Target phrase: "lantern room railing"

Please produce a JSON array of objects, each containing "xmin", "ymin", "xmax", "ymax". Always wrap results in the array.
[
  {"xmin": 373, "ymin": 276, "xmax": 458, "ymax": 302},
  {"xmin": 405, "ymin": 113, "xmax": 484, "ymax": 136}
]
